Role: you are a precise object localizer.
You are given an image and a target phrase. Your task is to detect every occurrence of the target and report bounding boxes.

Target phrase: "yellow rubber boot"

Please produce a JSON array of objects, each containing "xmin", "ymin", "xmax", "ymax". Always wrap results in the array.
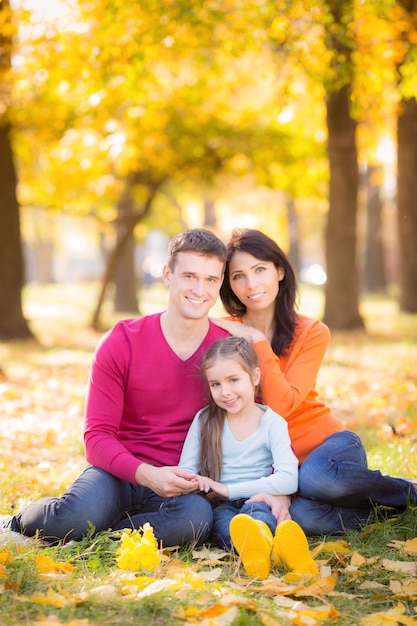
[
  {"xmin": 272, "ymin": 520, "xmax": 319, "ymax": 581},
  {"xmin": 230, "ymin": 514, "xmax": 273, "ymax": 580}
]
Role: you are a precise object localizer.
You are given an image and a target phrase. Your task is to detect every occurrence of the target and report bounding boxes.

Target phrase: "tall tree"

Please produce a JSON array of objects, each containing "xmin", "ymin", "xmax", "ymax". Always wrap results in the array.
[
  {"xmin": 323, "ymin": 0, "xmax": 364, "ymax": 329},
  {"xmin": 363, "ymin": 166, "xmax": 387, "ymax": 293},
  {"xmin": 396, "ymin": 0, "xmax": 417, "ymax": 312},
  {"xmin": 0, "ymin": 0, "xmax": 32, "ymax": 340}
]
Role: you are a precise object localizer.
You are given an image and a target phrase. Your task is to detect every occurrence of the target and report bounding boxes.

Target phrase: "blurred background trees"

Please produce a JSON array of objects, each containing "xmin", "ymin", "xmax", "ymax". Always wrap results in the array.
[{"xmin": 0, "ymin": 0, "xmax": 416, "ymax": 338}]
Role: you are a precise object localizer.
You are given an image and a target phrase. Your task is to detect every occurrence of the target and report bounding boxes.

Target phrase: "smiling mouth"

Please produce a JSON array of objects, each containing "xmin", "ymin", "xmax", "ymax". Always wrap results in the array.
[
  {"xmin": 186, "ymin": 297, "xmax": 207, "ymax": 305},
  {"xmin": 224, "ymin": 397, "xmax": 239, "ymax": 405},
  {"xmin": 247, "ymin": 292, "xmax": 264, "ymax": 301}
]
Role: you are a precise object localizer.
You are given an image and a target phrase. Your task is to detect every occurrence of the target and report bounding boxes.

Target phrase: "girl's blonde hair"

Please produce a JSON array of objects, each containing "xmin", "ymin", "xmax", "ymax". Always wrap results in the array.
[{"xmin": 199, "ymin": 336, "xmax": 259, "ymax": 481}]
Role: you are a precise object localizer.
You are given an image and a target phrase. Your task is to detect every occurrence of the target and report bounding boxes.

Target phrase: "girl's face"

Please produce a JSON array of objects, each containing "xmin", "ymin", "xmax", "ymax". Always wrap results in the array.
[
  {"xmin": 228, "ymin": 250, "xmax": 284, "ymax": 314},
  {"xmin": 205, "ymin": 356, "xmax": 260, "ymax": 416}
]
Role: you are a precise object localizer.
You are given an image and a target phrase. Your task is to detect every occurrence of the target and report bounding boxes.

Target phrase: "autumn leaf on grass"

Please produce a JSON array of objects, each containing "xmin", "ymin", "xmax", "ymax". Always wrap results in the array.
[
  {"xmin": 18, "ymin": 585, "xmax": 81, "ymax": 607},
  {"xmin": 390, "ymin": 579, "xmax": 417, "ymax": 599},
  {"xmin": 35, "ymin": 555, "xmax": 74, "ymax": 579},
  {"xmin": 360, "ymin": 601, "xmax": 417, "ymax": 625},
  {"xmin": 176, "ymin": 594, "xmax": 258, "ymax": 626},
  {"xmin": 292, "ymin": 575, "xmax": 338, "ymax": 597},
  {"xmin": 358, "ymin": 580, "xmax": 387, "ymax": 591},
  {"xmin": 176, "ymin": 602, "xmax": 239, "ymax": 625},
  {"xmin": 259, "ymin": 575, "xmax": 337, "ymax": 599},
  {"xmin": 34, "ymin": 618, "xmax": 95, "ymax": 626},
  {"xmin": 350, "ymin": 552, "xmax": 379, "ymax": 568},
  {"xmin": 381, "ymin": 559, "xmax": 416, "ymax": 575},
  {"xmin": 118, "ymin": 575, "xmax": 158, "ymax": 595},
  {"xmin": 0, "ymin": 550, "xmax": 15, "ymax": 566},
  {"xmin": 311, "ymin": 539, "xmax": 353, "ymax": 559},
  {"xmin": 388, "ymin": 538, "xmax": 417, "ymax": 554},
  {"xmin": 289, "ymin": 603, "xmax": 339, "ymax": 625},
  {"xmin": 192, "ymin": 546, "xmax": 229, "ymax": 564}
]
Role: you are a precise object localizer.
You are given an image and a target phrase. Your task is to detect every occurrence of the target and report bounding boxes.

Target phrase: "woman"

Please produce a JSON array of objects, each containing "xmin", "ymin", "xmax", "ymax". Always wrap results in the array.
[{"xmin": 213, "ymin": 228, "xmax": 417, "ymax": 536}]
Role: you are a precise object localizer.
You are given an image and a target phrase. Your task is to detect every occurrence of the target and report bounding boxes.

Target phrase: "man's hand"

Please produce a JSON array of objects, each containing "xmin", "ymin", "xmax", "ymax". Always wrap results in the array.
[
  {"xmin": 245, "ymin": 493, "xmax": 292, "ymax": 523},
  {"xmin": 135, "ymin": 464, "xmax": 200, "ymax": 498}
]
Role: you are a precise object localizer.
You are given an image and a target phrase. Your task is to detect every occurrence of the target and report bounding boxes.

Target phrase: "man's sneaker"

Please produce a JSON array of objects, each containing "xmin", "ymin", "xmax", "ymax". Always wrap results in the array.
[{"xmin": 0, "ymin": 515, "xmax": 32, "ymax": 547}]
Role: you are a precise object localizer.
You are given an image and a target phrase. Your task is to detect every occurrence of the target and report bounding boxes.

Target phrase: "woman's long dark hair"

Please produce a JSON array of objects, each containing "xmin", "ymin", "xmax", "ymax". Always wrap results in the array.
[
  {"xmin": 220, "ymin": 228, "xmax": 298, "ymax": 356},
  {"xmin": 199, "ymin": 336, "xmax": 259, "ymax": 481}
]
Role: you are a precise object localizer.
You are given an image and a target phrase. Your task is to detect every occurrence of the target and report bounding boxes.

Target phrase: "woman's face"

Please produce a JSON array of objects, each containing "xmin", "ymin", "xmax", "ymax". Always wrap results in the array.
[{"xmin": 227, "ymin": 250, "xmax": 284, "ymax": 314}]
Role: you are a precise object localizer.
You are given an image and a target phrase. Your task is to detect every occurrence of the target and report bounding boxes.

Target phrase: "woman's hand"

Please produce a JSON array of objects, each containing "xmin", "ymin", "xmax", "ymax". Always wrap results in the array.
[
  {"xmin": 245, "ymin": 493, "xmax": 292, "ymax": 523},
  {"xmin": 210, "ymin": 318, "xmax": 266, "ymax": 343}
]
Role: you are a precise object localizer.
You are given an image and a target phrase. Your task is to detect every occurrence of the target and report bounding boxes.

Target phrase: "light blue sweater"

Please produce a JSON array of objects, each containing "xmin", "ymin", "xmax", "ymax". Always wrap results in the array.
[{"xmin": 179, "ymin": 404, "xmax": 298, "ymax": 500}]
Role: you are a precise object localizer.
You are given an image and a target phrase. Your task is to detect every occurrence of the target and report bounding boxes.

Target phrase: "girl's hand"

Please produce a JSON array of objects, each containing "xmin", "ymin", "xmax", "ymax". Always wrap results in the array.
[
  {"xmin": 192, "ymin": 475, "xmax": 229, "ymax": 498},
  {"xmin": 210, "ymin": 318, "xmax": 266, "ymax": 343}
]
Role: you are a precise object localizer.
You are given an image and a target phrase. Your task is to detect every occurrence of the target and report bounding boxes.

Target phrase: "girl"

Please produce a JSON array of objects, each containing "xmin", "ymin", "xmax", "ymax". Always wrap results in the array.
[
  {"xmin": 213, "ymin": 228, "xmax": 417, "ymax": 536},
  {"xmin": 180, "ymin": 336, "xmax": 318, "ymax": 580}
]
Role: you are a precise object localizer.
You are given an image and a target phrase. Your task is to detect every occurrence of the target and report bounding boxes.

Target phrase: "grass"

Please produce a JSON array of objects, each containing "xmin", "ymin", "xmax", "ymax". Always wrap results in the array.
[{"xmin": 0, "ymin": 282, "xmax": 416, "ymax": 625}]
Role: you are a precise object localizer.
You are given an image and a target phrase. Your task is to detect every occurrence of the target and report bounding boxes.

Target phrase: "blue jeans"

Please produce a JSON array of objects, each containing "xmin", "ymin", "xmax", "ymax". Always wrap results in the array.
[
  {"xmin": 290, "ymin": 431, "xmax": 417, "ymax": 536},
  {"xmin": 9, "ymin": 465, "xmax": 213, "ymax": 546},
  {"xmin": 210, "ymin": 498, "xmax": 277, "ymax": 550}
]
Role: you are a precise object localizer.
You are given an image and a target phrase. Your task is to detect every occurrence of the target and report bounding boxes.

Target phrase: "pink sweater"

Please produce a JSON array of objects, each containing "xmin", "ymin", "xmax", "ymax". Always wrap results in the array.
[{"xmin": 84, "ymin": 313, "xmax": 228, "ymax": 483}]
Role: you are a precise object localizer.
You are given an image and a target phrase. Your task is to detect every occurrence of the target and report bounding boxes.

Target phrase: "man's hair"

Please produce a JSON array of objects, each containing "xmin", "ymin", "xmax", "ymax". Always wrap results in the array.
[{"xmin": 167, "ymin": 229, "xmax": 227, "ymax": 271}]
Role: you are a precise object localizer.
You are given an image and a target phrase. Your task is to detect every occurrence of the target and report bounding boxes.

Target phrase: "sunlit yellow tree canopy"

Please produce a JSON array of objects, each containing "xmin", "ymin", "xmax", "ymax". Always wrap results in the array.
[{"xmin": 1, "ymin": 0, "xmax": 417, "ymax": 333}]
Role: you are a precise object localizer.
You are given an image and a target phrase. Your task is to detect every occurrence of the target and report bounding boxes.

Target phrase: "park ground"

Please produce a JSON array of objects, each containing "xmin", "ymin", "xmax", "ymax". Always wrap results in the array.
[{"xmin": 0, "ymin": 283, "xmax": 416, "ymax": 626}]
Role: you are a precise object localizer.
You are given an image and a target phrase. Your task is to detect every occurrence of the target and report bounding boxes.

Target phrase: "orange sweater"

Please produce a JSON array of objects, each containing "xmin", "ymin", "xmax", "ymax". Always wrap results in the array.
[{"xmin": 228, "ymin": 314, "xmax": 344, "ymax": 464}]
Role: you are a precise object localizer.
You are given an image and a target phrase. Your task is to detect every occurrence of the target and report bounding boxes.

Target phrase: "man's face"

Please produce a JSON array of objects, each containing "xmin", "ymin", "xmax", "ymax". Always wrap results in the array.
[{"xmin": 163, "ymin": 251, "xmax": 224, "ymax": 321}]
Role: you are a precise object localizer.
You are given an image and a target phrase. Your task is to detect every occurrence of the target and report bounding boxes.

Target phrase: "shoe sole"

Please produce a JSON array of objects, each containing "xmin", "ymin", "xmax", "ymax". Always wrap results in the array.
[
  {"xmin": 230, "ymin": 514, "xmax": 272, "ymax": 580},
  {"xmin": 273, "ymin": 520, "xmax": 319, "ymax": 576}
]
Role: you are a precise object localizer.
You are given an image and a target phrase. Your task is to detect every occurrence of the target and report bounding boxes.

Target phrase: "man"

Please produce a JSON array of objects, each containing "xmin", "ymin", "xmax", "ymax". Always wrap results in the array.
[{"xmin": 1, "ymin": 229, "xmax": 230, "ymax": 547}]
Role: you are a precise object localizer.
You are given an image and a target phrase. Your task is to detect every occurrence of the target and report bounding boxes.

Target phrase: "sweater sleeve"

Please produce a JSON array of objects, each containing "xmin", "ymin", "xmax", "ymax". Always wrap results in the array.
[
  {"xmin": 84, "ymin": 324, "xmax": 144, "ymax": 483},
  {"xmin": 254, "ymin": 318, "xmax": 330, "ymax": 419}
]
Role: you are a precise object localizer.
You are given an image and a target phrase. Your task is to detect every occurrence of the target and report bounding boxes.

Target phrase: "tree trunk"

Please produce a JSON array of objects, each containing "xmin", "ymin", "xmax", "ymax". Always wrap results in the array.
[
  {"xmin": 286, "ymin": 195, "xmax": 301, "ymax": 278},
  {"xmin": 322, "ymin": 0, "xmax": 364, "ymax": 330},
  {"xmin": 203, "ymin": 192, "xmax": 217, "ymax": 229},
  {"xmin": 397, "ymin": 97, "xmax": 417, "ymax": 312},
  {"xmin": 363, "ymin": 165, "xmax": 387, "ymax": 293},
  {"xmin": 90, "ymin": 176, "xmax": 163, "ymax": 331},
  {"xmin": 0, "ymin": 126, "xmax": 33, "ymax": 341},
  {"xmin": 0, "ymin": 0, "xmax": 33, "ymax": 340},
  {"xmin": 323, "ymin": 85, "xmax": 364, "ymax": 329},
  {"xmin": 114, "ymin": 186, "xmax": 139, "ymax": 314}
]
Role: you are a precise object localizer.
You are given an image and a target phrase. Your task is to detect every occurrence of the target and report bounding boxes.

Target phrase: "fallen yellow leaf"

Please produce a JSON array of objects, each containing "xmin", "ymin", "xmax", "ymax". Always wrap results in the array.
[
  {"xmin": 0, "ymin": 551, "xmax": 14, "ymax": 565},
  {"xmin": 388, "ymin": 538, "xmax": 417, "ymax": 554},
  {"xmin": 34, "ymin": 555, "xmax": 74, "ymax": 576},
  {"xmin": 293, "ymin": 575, "xmax": 338, "ymax": 597},
  {"xmin": 311, "ymin": 540, "xmax": 353, "ymax": 559},
  {"xmin": 360, "ymin": 601, "xmax": 417, "ymax": 625},
  {"xmin": 290, "ymin": 603, "xmax": 339, "ymax": 625},
  {"xmin": 382, "ymin": 559, "xmax": 416, "ymax": 575},
  {"xmin": 390, "ymin": 579, "xmax": 417, "ymax": 598},
  {"xmin": 18, "ymin": 585, "xmax": 80, "ymax": 607}
]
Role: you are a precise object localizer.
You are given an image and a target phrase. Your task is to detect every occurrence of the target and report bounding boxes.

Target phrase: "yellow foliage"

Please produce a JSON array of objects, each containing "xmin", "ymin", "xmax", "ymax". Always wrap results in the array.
[{"xmin": 116, "ymin": 523, "xmax": 161, "ymax": 573}]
